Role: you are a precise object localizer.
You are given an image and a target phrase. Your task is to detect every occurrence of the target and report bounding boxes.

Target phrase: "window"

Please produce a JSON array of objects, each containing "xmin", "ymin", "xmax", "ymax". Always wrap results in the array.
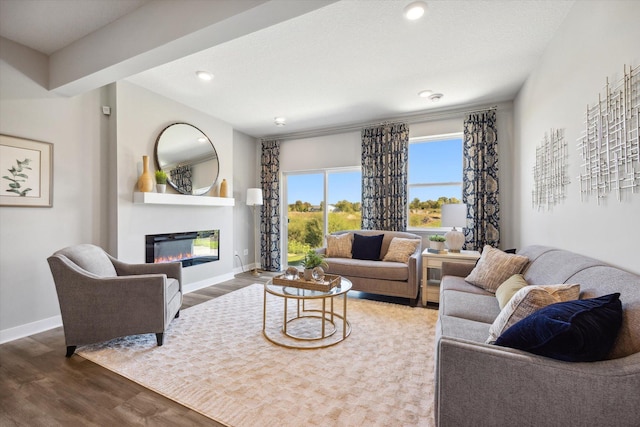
[
  {"xmin": 284, "ymin": 168, "xmax": 361, "ymax": 266},
  {"xmin": 408, "ymin": 133, "xmax": 463, "ymax": 229}
]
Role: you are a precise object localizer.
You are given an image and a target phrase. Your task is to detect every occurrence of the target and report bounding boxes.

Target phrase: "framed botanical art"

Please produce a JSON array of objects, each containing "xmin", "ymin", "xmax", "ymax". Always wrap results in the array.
[{"xmin": 0, "ymin": 134, "xmax": 53, "ymax": 207}]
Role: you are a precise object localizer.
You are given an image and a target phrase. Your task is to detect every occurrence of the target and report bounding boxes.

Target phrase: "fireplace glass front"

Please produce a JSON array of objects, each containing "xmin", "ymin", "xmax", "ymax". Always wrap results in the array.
[{"xmin": 146, "ymin": 230, "xmax": 219, "ymax": 267}]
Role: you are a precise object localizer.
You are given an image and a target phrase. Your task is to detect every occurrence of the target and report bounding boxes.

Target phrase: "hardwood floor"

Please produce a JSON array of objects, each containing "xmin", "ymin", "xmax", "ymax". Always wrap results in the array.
[
  {"xmin": 0, "ymin": 272, "xmax": 417, "ymax": 426},
  {"xmin": 0, "ymin": 272, "xmax": 270, "ymax": 427}
]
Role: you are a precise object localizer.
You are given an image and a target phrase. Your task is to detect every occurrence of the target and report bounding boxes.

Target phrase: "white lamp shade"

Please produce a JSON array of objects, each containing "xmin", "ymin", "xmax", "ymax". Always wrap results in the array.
[
  {"xmin": 246, "ymin": 188, "xmax": 263, "ymax": 206},
  {"xmin": 441, "ymin": 204, "xmax": 467, "ymax": 228}
]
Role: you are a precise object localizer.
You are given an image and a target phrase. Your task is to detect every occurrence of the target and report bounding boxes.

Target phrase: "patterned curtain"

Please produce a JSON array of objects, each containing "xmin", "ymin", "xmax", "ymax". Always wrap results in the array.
[
  {"xmin": 260, "ymin": 140, "xmax": 281, "ymax": 271},
  {"xmin": 361, "ymin": 122, "xmax": 409, "ymax": 231},
  {"xmin": 462, "ymin": 109, "xmax": 500, "ymax": 250}
]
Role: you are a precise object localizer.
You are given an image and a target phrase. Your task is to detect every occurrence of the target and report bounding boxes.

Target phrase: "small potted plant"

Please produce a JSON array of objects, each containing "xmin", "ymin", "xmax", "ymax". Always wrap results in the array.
[
  {"xmin": 155, "ymin": 170, "xmax": 168, "ymax": 193},
  {"xmin": 301, "ymin": 250, "xmax": 328, "ymax": 281},
  {"xmin": 429, "ymin": 234, "xmax": 446, "ymax": 252}
]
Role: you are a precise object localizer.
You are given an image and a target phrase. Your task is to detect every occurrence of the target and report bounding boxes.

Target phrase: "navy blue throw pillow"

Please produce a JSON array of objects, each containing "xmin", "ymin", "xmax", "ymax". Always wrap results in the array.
[
  {"xmin": 351, "ymin": 234, "xmax": 384, "ymax": 261},
  {"xmin": 495, "ymin": 293, "xmax": 623, "ymax": 362}
]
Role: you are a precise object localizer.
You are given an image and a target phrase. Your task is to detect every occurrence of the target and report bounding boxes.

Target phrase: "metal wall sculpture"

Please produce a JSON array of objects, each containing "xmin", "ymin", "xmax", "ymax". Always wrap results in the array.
[
  {"xmin": 577, "ymin": 64, "xmax": 639, "ymax": 203},
  {"xmin": 532, "ymin": 128, "xmax": 570, "ymax": 210}
]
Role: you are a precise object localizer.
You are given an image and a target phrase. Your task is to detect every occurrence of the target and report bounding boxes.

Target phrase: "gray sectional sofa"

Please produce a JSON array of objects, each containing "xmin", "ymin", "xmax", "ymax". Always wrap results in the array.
[
  {"xmin": 434, "ymin": 245, "xmax": 640, "ymax": 427},
  {"xmin": 316, "ymin": 230, "xmax": 422, "ymax": 303}
]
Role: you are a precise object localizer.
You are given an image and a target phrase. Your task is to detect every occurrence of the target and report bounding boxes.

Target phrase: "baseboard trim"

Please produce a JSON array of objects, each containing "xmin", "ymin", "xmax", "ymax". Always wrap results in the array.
[
  {"xmin": 0, "ymin": 315, "xmax": 62, "ymax": 345},
  {"xmin": 182, "ymin": 272, "xmax": 236, "ymax": 294}
]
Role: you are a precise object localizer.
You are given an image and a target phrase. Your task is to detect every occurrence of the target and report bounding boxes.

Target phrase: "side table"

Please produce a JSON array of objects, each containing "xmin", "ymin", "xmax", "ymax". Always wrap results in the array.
[{"xmin": 421, "ymin": 249, "xmax": 481, "ymax": 306}]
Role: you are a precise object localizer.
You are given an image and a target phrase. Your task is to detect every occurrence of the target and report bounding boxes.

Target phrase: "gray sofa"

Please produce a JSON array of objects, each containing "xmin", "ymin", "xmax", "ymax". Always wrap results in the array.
[
  {"xmin": 434, "ymin": 245, "xmax": 640, "ymax": 426},
  {"xmin": 317, "ymin": 230, "xmax": 422, "ymax": 303}
]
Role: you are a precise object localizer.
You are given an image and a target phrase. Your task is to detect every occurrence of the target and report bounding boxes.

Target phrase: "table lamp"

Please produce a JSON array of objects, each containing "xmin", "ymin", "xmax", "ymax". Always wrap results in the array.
[{"xmin": 442, "ymin": 204, "xmax": 467, "ymax": 253}]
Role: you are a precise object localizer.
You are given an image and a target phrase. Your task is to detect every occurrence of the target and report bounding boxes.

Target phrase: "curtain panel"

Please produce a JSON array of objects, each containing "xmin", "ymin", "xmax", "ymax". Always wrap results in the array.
[
  {"xmin": 260, "ymin": 139, "xmax": 281, "ymax": 271},
  {"xmin": 462, "ymin": 109, "xmax": 500, "ymax": 250},
  {"xmin": 361, "ymin": 122, "xmax": 409, "ymax": 231}
]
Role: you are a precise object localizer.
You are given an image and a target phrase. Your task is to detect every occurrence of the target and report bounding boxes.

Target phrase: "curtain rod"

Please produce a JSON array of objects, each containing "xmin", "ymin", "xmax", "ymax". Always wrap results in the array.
[{"xmin": 259, "ymin": 103, "xmax": 503, "ymax": 142}]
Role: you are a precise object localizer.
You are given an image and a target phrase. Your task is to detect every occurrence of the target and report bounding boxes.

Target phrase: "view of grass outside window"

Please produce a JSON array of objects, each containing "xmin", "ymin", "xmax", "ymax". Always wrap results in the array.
[
  {"xmin": 408, "ymin": 134, "xmax": 463, "ymax": 228},
  {"xmin": 286, "ymin": 170, "xmax": 361, "ymax": 266}
]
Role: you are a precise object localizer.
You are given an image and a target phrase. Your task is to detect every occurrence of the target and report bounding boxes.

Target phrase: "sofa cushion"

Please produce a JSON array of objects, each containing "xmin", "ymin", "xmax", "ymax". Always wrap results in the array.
[
  {"xmin": 352, "ymin": 233, "xmax": 384, "ymax": 260},
  {"xmin": 495, "ymin": 293, "xmax": 623, "ymax": 362},
  {"xmin": 326, "ymin": 232, "xmax": 353, "ymax": 258},
  {"xmin": 438, "ymin": 315, "xmax": 492, "ymax": 343},
  {"xmin": 382, "ymin": 237, "xmax": 420, "ymax": 263},
  {"xmin": 465, "ymin": 246, "xmax": 529, "ymax": 293},
  {"xmin": 440, "ymin": 275, "xmax": 493, "ymax": 296},
  {"xmin": 55, "ymin": 244, "xmax": 117, "ymax": 277},
  {"xmin": 441, "ymin": 290, "xmax": 501, "ymax": 324},
  {"xmin": 487, "ymin": 284, "xmax": 581, "ymax": 343},
  {"xmin": 495, "ymin": 274, "xmax": 528, "ymax": 309},
  {"xmin": 325, "ymin": 258, "xmax": 409, "ymax": 281}
]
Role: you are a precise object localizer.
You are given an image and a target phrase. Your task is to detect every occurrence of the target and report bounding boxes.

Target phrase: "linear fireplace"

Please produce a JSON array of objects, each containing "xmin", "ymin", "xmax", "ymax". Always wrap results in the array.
[{"xmin": 146, "ymin": 230, "xmax": 219, "ymax": 267}]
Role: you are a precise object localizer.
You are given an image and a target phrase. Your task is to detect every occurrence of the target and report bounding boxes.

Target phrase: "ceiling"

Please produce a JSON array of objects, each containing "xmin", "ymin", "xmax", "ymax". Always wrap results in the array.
[{"xmin": 0, "ymin": 0, "xmax": 575, "ymax": 138}]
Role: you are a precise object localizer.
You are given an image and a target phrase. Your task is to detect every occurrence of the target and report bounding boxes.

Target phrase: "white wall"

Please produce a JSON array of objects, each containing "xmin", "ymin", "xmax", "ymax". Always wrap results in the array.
[
  {"xmin": 114, "ymin": 81, "xmax": 237, "ymax": 289},
  {"xmin": 0, "ymin": 39, "xmax": 109, "ymax": 339},
  {"xmin": 232, "ymin": 130, "xmax": 260, "ymax": 271},
  {"xmin": 513, "ymin": 1, "xmax": 640, "ymax": 274}
]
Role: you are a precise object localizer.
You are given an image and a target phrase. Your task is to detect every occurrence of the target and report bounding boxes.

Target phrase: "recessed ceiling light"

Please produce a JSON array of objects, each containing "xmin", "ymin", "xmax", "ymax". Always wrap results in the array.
[
  {"xmin": 196, "ymin": 70, "xmax": 213, "ymax": 81},
  {"xmin": 197, "ymin": 137, "xmax": 207, "ymax": 143},
  {"xmin": 429, "ymin": 93, "xmax": 444, "ymax": 102},
  {"xmin": 418, "ymin": 90, "xmax": 433, "ymax": 98},
  {"xmin": 404, "ymin": 1, "xmax": 427, "ymax": 20},
  {"xmin": 274, "ymin": 117, "xmax": 286, "ymax": 127}
]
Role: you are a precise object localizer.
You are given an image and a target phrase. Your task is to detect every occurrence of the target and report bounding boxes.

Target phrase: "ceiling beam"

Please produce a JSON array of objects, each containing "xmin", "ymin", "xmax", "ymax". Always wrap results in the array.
[{"xmin": 49, "ymin": 0, "xmax": 336, "ymax": 96}]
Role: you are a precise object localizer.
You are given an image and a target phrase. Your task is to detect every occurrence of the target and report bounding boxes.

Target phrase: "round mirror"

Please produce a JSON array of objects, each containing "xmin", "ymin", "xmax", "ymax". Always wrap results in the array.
[{"xmin": 154, "ymin": 123, "xmax": 219, "ymax": 196}]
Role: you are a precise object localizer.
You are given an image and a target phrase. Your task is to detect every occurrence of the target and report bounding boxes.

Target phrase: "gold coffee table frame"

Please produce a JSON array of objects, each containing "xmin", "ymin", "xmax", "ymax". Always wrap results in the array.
[{"xmin": 263, "ymin": 277, "xmax": 352, "ymax": 349}]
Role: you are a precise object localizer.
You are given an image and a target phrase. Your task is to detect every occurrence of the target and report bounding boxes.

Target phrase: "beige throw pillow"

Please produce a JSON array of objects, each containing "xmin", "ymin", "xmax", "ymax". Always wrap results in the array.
[
  {"xmin": 465, "ymin": 245, "xmax": 529, "ymax": 293},
  {"xmin": 486, "ymin": 283, "xmax": 581, "ymax": 344},
  {"xmin": 326, "ymin": 233, "xmax": 353, "ymax": 258},
  {"xmin": 495, "ymin": 274, "xmax": 528, "ymax": 309},
  {"xmin": 382, "ymin": 238, "xmax": 420, "ymax": 263}
]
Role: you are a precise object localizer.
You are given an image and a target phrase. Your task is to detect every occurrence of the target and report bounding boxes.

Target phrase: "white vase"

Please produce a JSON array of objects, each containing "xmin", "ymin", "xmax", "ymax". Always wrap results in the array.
[
  {"xmin": 430, "ymin": 241, "xmax": 445, "ymax": 251},
  {"xmin": 156, "ymin": 184, "xmax": 166, "ymax": 193}
]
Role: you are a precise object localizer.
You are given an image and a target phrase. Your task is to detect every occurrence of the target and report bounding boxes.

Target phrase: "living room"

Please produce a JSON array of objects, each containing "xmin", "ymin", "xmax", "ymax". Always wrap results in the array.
[{"xmin": 0, "ymin": 0, "xmax": 639, "ymax": 425}]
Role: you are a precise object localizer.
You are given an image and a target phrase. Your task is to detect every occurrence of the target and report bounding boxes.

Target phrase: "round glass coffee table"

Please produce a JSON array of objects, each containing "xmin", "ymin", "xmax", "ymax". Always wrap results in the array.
[{"xmin": 262, "ymin": 277, "xmax": 352, "ymax": 349}]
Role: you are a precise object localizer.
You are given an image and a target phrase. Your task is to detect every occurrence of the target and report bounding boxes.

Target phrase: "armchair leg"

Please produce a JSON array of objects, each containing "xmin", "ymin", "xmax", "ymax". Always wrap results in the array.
[
  {"xmin": 175, "ymin": 311, "xmax": 180, "ymax": 318},
  {"xmin": 65, "ymin": 346, "xmax": 77, "ymax": 358},
  {"xmin": 156, "ymin": 333, "xmax": 164, "ymax": 346}
]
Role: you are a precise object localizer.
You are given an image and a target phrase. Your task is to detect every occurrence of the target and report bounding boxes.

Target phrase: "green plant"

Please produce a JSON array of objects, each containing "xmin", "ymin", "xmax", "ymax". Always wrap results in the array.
[
  {"xmin": 429, "ymin": 234, "xmax": 446, "ymax": 242},
  {"xmin": 3, "ymin": 158, "xmax": 32, "ymax": 196},
  {"xmin": 155, "ymin": 170, "xmax": 168, "ymax": 184},
  {"xmin": 300, "ymin": 250, "xmax": 328, "ymax": 270}
]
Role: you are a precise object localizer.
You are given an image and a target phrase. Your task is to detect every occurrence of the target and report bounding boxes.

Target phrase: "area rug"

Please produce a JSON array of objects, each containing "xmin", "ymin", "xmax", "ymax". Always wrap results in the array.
[{"xmin": 77, "ymin": 284, "xmax": 439, "ymax": 426}]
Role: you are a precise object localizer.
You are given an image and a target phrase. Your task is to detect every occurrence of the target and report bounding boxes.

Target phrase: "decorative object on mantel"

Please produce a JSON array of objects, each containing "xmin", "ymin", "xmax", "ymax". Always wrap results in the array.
[
  {"xmin": 442, "ymin": 203, "xmax": 467, "ymax": 253},
  {"xmin": 532, "ymin": 128, "xmax": 570, "ymax": 210},
  {"xmin": 155, "ymin": 170, "xmax": 167, "ymax": 194},
  {"xmin": 246, "ymin": 188, "xmax": 264, "ymax": 277},
  {"xmin": 578, "ymin": 64, "xmax": 639, "ymax": 203},
  {"xmin": 428, "ymin": 234, "xmax": 446, "ymax": 253},
  {"xmin": 137, "ymin": 155, "xmax": 154, "ymax": 193},
  {"xmin": 219, "ymin": 178, "xmax": 228, "ymax": 198}
]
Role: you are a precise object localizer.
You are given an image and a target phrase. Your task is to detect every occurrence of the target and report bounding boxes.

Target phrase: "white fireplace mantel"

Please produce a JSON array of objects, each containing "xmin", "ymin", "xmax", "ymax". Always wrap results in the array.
[{"xmin": 133, "ymin": 192, "xmax": 235, "ymax": 207}]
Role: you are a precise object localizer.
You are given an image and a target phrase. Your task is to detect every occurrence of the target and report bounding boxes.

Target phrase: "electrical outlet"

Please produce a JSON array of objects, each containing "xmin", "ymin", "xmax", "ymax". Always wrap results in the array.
[
  {"xmin": 243, "ymin": 249, "xmax": 249, "ymax": 256},
  {"xmin": 234, "ymin": 250, "xmax": 238, "ymax": 256}
]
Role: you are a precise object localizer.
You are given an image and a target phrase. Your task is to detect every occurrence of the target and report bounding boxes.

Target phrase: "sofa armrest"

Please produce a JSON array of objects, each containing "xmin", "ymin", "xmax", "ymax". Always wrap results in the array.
[
  {"xmin": 315, "ymin": 247, "xmax": 327, "ymax": 255},
  {"xmin": 436, "ymin": 336, "xmax": 640, "ymax": 427},
  {"xmin": 441, "ymin": 261, "xmax": 474, "ymax": 278}
]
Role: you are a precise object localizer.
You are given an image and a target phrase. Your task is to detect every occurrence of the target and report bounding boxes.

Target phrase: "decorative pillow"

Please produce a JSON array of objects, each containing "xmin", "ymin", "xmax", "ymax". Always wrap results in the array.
[
  {"xmin": 326, "ymin": 233, "xmax": 353, "ymax": 258},
  {"xmin": 486, "ymin": 283, "xmax": 580, "ymax": 344},
  {"xmin": 495, "ymin": 293, "xmax": 623, "ymax": 362},
  {"xmin": 495, "ymin": 274, "xmax": 528, "ymax": 309},
  {"xmin": 382, "ymin": 238, "xmax": 420, "ymax": 263},
  {"xmin": 351, "ymin": 234, "xmax": 384, "ymax": 261},
  {"xmin": 465, "ymin": 245, "xmax": 529, "ymax": 293}
]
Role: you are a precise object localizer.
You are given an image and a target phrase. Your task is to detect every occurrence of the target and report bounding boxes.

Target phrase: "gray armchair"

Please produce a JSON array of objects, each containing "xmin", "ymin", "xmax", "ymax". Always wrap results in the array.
[{"xmin": 47, "ymin": 244, "xmax": 182, "ymax": 357}]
